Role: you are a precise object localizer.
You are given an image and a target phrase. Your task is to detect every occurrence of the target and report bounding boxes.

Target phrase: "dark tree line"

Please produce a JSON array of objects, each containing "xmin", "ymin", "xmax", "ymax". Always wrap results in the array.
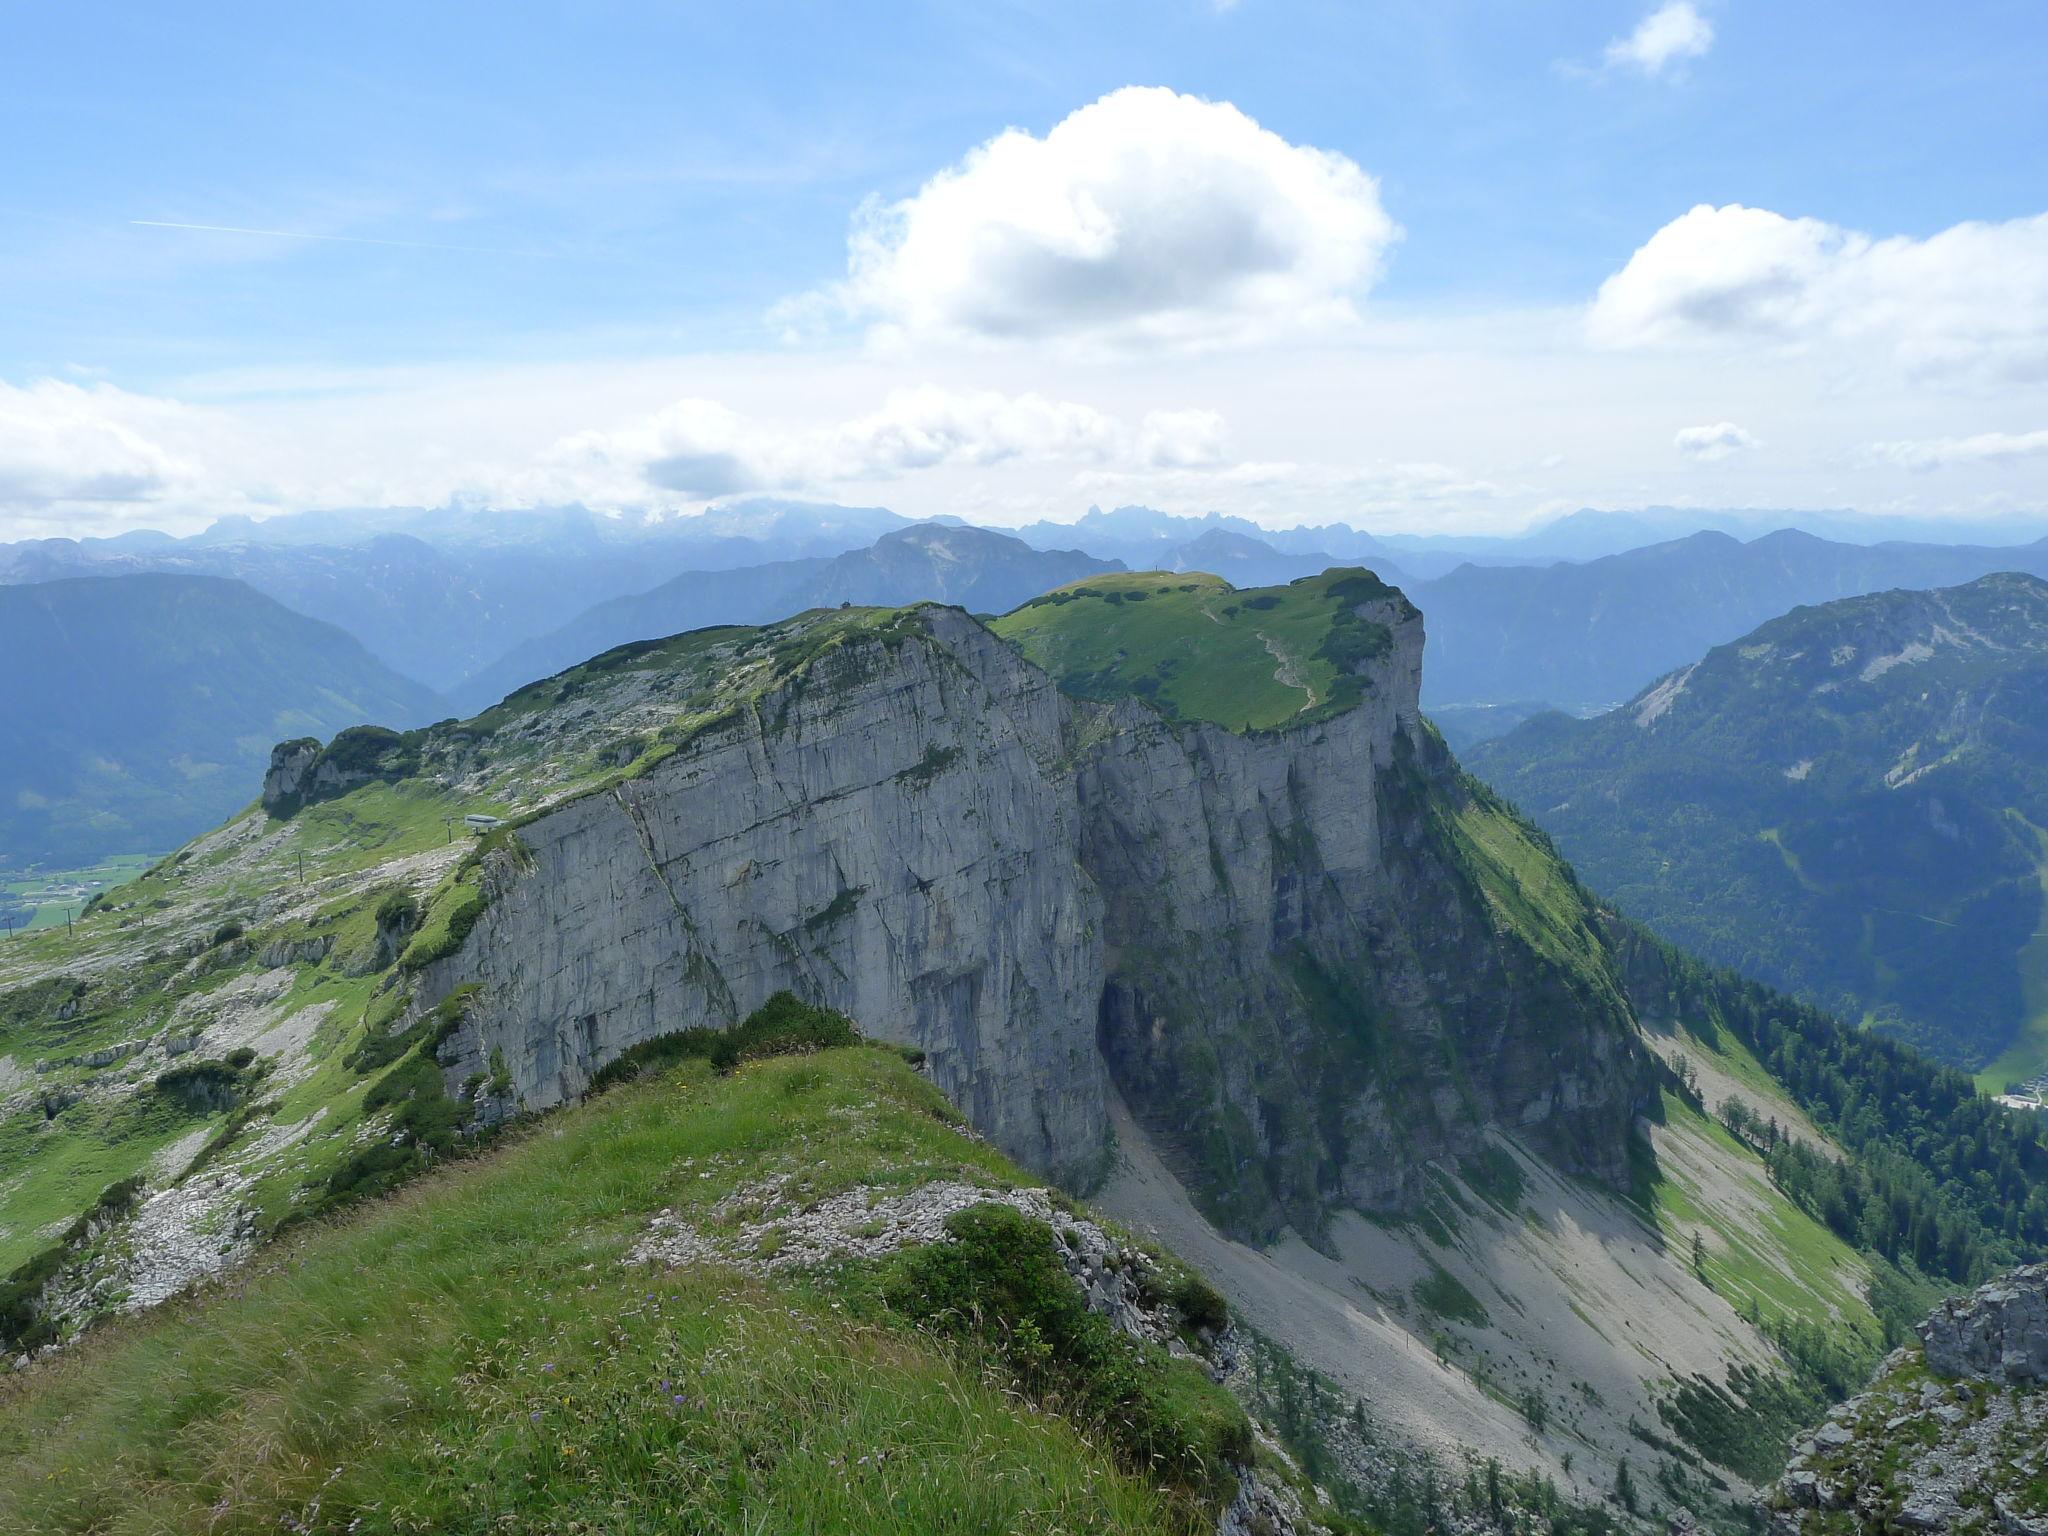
[{"xmin": 1623, "ymin": 926, "xmax": 2048, "ymax": 1285}]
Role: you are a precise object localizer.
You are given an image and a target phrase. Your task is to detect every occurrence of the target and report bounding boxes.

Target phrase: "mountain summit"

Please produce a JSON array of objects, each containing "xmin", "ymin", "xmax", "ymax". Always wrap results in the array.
[{"xmin": 1472, "ymin": 572, "xmax": 2048, "ymax": 1073}]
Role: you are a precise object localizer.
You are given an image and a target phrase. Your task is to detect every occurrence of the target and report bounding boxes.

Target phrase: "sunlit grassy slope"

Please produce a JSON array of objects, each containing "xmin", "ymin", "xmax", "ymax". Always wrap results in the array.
[
  {"xmin": 989, "ymin": 568, "xmax": 1408, "ymax": 732},
  {"xmin": 0, "ymin": 607, "xmax": 920, "ymax": 1303},
  {"xmin": 0, "ymin": 1047, "xmax": 1237, "ymax": 1536}
]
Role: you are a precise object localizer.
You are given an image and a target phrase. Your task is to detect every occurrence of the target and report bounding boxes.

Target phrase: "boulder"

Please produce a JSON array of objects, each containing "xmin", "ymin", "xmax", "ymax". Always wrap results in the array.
[{"xmin": 1919, "ymin": 1263, "xmax": 2048, "ymax": 1383}]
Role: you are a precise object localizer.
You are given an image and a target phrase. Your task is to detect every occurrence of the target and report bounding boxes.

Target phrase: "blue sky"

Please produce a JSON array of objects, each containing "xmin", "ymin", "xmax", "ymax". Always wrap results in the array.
[{"xmin": 4, "ymin": 1, "xmax": 2047, "ymax": 536}]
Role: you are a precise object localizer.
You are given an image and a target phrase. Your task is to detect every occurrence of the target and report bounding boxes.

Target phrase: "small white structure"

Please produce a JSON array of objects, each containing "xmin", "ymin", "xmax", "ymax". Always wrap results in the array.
[{"xmin": 463, "ymin": 814, "xmax": 506, "ymax": 834}]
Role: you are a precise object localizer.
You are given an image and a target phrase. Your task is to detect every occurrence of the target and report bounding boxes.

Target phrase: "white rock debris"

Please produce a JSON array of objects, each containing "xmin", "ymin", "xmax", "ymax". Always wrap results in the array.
[{"xmin": 630, "ymin": 1177, "xmax": 1192, "ymax": 1350}]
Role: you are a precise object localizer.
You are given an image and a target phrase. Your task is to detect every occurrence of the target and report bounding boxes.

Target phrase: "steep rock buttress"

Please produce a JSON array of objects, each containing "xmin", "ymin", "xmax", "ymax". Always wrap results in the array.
[{"xmin": 416, "ymin": 600, "xmax": 1649, "ymax": 1232}]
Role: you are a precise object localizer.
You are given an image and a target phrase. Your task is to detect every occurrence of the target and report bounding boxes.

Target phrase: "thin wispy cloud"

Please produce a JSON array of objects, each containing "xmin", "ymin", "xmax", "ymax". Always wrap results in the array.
[
  {"xmin": 1604, "ymin": 3, "xmax": 1714, "ymax": 77},
  {"xmin": 129, "ymin": 220, "xmax": 569, "ymax": 259},
  {"xmin": 1869, "ymin": 428, "xmax": 2048, "ymax": 470},
  {"xmin": 1675, "ymin": 421, "xmax": 1758, "ymax": 461}
]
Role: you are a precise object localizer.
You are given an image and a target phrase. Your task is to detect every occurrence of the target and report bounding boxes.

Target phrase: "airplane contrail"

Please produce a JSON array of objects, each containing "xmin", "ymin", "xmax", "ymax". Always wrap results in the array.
[{"xmin": 129, "ymin": 219, "xmax": 565, "ymax": 258}]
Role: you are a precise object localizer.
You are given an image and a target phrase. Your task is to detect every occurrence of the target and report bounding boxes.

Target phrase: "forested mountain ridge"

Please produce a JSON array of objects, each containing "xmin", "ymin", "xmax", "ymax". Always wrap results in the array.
[
  {"xmin": 0, "ymin": 574, "xmax": 443, "ymax": 867},
  {"xmin": 1470, "ymin": 573, "xmax": 2048, "ymax": 1076},
  {"xmin": 1417, "ymin": 529, "xmax": 2048, "ymax": 718}
]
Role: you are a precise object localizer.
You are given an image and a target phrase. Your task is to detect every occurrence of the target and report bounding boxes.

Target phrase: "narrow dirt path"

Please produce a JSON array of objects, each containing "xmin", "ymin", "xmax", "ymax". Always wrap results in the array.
[{"xmin": 1257, "ymin": 632, "xmax": 1317, "ymax": 712}]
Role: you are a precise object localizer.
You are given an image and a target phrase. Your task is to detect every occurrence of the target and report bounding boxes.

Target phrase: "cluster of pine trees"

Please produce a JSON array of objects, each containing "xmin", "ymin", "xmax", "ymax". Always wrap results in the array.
[{"xmin": 1624, "ymin": 927, "xmax": 2048, "ymax": 1285}]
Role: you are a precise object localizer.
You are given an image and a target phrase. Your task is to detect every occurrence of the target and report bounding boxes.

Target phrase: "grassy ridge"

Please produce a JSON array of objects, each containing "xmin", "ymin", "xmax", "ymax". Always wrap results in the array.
[
  {"xmin": 0, "ymin": 1047, "xmax": 1237, "ymax": 1535},
  {"xmin": 990, "ymin": 568, "xmax": 1406, "ymax": 732}
]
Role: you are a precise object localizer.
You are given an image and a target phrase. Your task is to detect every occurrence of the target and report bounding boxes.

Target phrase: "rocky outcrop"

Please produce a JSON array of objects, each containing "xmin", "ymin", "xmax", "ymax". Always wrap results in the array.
[
  {"xmin": 261, "ymin": 726, "xmax": 416, "ymax": 816},
  {"xmin": 260, "ymin": 738, "xmax": 322, "ymax": 812},
  {"xmin": 416, "ymin": 601, "xmax": 1649, "ymax": 1226},
  {"xmin": 1921, "ymin": 1262, "xmax": 2048, "ymax": 1384},
  {"xmin": 425, "ymin": 609, "xmax": 1107, "ymax": 1185},
  {"xmin": 1770, "ymin": 1268, "xmax": 2048, "ymax": 1534}
]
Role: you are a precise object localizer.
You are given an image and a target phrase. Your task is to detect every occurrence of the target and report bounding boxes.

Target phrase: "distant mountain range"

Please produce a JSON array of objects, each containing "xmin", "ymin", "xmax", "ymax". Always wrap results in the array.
[
  {"xmin": 1468, "ymin": 573, "xmax": 2048, "ymax": 1076},
  {"xmin": 0, "ymin": 500, "xmax": 912, "ymax": 693},
  {"xmin": 0, "ymin": 574, "xmax": 443, "ymax": 867},
  {"xmin": 1381, "ymin": 505, "xmax": 2048, "ymax": 563},
  {"xmin": 448, "ymin": 524, "xmax": 1118, "ymax": 714},
  {"xmin": 1413, "ymin": 528, "xmax": 2048, "ymax": 718},
  {"xmin": 1012, "ymin": 504, "xmax": 1448, "ymax": 578},
  {"xmin": 16, "ymin": 500, "xmax": 2048, "ymax": 736}
]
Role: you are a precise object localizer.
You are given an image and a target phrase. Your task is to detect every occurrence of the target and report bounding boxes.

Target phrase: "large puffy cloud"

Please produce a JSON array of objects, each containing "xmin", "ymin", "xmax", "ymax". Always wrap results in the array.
[
  {"xmin": 802, "ymin": 86, "xmax": 1398, "ymax": 347},
  {"xmin": 1674, "ymin": 421, "xmax": 1758, "ymax": 461},
  {"xmin": 1869, "ymin": 428, "xmax": 2048, "ymax": 470},
  {"xmin": 1589, "ymin": 203, "xmax": 2048, "ymax": 382},
  {"xmin": 0, "ymin": 380, "xmax": 205, "ymax": 512},
  {"xmin": 1604, "ymin": 3, "xmax": 1713, "ymax": 76}
]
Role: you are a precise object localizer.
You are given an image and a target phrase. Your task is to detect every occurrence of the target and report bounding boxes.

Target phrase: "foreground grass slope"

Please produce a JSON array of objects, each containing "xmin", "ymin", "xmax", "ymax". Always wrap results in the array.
[{"xmin": 0, "ymin": 1045, "xmax": 1244, "ymax": 1535}]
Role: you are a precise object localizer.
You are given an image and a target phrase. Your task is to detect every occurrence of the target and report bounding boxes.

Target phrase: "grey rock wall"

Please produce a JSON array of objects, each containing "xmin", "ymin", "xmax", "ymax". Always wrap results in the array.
[
  {"xmin": 1921, "ymin": 1263, "xmax": 2048, "ymax": 1384},
  {"xmin": 421, "ymin": 600, "xmax": 1646, "ymax": 1227},
  {"xmin": 427, "ymin": 608, "xmax": 1109, "ymax": 1184}
]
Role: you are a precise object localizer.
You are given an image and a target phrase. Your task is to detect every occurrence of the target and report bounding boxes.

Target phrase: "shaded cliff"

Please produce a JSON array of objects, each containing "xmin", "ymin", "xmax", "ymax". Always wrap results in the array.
[{"xmin": 387, "ymin": 575, "xmax": 1649, "ymax": 1238}]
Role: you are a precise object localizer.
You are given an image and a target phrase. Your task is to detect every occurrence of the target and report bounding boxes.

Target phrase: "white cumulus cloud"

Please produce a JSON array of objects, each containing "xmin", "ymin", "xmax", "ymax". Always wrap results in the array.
[
  {"xmin": 522, "ymin": 386, "xmax": 1214, "ymax": 508},
  {"xmin": 1868, "ymin": 428, "xmax": 2048, "ymax": 470},
  {"xmin": 1674, "ymin": 421, "xmax": 1758, "ymax": 461},
  {"xmin": 0, "ymin": 379, "xmax": 203, "ymax": 510},
  {"xmin": 1604, "ymin": 2, "xmax": 1714, "ymax": 76},
  {"xmin": 1589, "ymin": 203, "xmax": 2048, "ymax": 382},
  {"xmin": 796, "ymin": 86, "xmax": 1399, "ymax": 347}
]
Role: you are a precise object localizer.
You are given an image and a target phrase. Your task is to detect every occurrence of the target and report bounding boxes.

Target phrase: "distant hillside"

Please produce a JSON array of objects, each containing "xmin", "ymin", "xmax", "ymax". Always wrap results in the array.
[
  {"xmin": 1152, "ymin": 528, "xmax": 1404, "ymax": 590},
  {"xmin": 450, "ymin": 524, "xmax": 1118, "ymax": 713},
  {"xmin": 1416, "ymin": 529, "xmax": 2048, "ymax": 718},
  {"xmin": 1013, "ymin": 504, "xmax": 1440, "ymax": 577},
  {"xmin": 0, "ymin": 500, "xmax": 912, "ymax": 692},
  {"xmin": 1469, "ymin": 573, "xmax": 2048, "ymax": 1077},
  {"xmin": 790, "ymin": 522, "xmax": 1117, "ymax": 612},
  {"xmin": 0, "ymin": 574, "xmax": 442, "ymax": 866}
]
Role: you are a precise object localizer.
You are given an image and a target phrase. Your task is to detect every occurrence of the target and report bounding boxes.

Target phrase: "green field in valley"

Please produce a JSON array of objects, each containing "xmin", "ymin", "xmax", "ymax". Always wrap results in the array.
[{"xmin": 0, "ymin": 855, "xmax": 157, "ymax": 937}]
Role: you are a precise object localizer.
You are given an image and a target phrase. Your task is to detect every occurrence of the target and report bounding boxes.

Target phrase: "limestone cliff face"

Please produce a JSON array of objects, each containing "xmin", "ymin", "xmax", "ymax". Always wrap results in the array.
[
  {"xmin": 421, "ymin": 600, "xmax": 1648, "ymax": 1230},
  {"xmin": 1084, "ymin": 600, "xmax": 1642, "ymax": 1236},
  {"xmin": 425, "ymin": 609, "xmax": 1109, "ymax": 1186}
]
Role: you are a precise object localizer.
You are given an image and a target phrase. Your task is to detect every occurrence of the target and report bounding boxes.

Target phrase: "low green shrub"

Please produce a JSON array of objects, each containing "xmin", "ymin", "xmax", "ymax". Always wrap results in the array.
[
  {"xmin": 886, "ymin": 1203, "xmax": 1250, "ymax": 1497},
  {"xmin": 154, "ymin": 1058, "xmax": 246, "ymax": 1112},
  {"xmin": 1413, "ymin": 1263, "xmax": 1490, "ymax": 1328},
  {"xmin": 1168, "ymin": 1271, "xmax": 1230, "ymax": 1336},
  {"xmin": 588, "ymin": 992, "xmax": 859, "ymax": 1092},
  {"xmin": 321, "ymin": 1046, "xmax": 467, "ymax": 1210}
]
